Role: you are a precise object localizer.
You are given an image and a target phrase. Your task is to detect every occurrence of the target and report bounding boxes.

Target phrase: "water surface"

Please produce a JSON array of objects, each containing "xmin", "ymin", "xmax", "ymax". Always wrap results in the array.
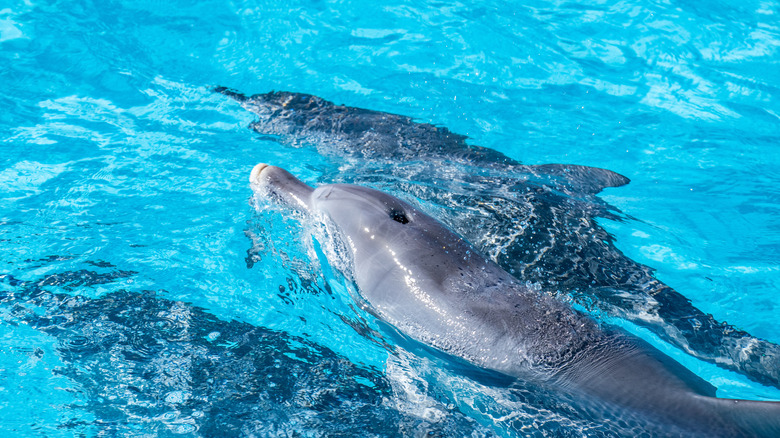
[{"xmin": 2, "ymin": 0, "xmax": 779, "ymax": 436}]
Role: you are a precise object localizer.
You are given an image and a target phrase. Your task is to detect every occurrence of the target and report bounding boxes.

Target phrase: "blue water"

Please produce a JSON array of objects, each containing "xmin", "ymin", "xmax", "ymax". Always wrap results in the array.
[{"xmin": 1, "ymin": 0, "xmax": 779, "ymax": 436}]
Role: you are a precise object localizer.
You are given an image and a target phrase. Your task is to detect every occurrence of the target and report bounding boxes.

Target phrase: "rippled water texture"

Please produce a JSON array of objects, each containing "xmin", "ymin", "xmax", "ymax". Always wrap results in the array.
[{"xmin": 1, "ymin": 0, "xmax": 779, "ymax": 436}]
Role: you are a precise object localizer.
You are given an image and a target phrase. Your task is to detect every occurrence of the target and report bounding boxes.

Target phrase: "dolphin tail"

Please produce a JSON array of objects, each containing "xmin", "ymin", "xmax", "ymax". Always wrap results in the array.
[{"xmin": 698, "ymin": 395, "xmax": 780, "ymax": 437}]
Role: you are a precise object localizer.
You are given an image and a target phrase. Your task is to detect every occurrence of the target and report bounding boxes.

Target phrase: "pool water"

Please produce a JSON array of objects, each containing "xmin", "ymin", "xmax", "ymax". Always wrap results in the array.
[{"xmin": 1, "ymin": 0, "xmax": 779, "ymax": 436}]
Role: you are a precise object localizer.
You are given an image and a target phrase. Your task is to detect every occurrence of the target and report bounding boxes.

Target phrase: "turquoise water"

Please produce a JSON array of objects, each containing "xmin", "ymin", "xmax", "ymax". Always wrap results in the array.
[{"xmin": 1, "ymin": 0, "xmax": 779, "ymax": 436}]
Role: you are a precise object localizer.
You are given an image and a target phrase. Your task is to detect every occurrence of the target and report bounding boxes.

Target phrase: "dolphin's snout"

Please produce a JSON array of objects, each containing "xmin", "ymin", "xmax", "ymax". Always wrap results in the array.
[
  {"xmin": 250, "ymin": 163, "xmax": 270, "ymax": 184},
  {"xmin": 248, "ymin": 163, "xmax": 315, "ymax": 212}
]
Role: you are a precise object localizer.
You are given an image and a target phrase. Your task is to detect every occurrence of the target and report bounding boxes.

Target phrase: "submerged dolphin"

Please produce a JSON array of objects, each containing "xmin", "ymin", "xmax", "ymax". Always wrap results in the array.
[
  {"xmin": 219, "ymin": 88, "xmax": 780, "ymax": 389},
  {"xmin": 249, "ymin": 163, "xmax": 780, "ymax": 437},
  {"xmin": 1, "ymin": 270, "xmax": 487, "ymax": 436}
]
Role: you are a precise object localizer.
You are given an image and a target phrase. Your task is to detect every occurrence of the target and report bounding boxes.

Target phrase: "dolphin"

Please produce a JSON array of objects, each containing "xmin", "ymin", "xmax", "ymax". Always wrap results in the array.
[
  {"xmin": 218, "ymin": 88, "xmax": 780, "ymax": 389},
  {"xmin": 0, "ymin": 270, "xmax": 488, "ymax": 436},
  {"xmin": 249, "ymin": 163, "xmax": 780, "ymax": 437}
]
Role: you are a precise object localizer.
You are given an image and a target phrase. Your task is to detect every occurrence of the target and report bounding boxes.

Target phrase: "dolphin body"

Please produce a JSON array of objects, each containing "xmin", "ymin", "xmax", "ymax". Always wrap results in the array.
[
  {"xmin": 1, "ymin": 270, "xmax": 488, "ymax": 436},
  {"xmin": 249, "ymin": 163, "xmax": 780, "ymax": 437},
  {"xmin": 218, "ymin": 88, "xmax": 780, "ymax": 389}
]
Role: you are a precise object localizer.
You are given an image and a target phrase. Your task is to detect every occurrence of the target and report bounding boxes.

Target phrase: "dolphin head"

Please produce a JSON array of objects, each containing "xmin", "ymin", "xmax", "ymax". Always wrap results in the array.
[
  {"xmin": 309, "ymin": 182, "xmax": 493, "ymax": 295},
  {"xmin": 310, "ymin": 183, "xmax": 417, "ymax": 245},
  {"xmin": 249, "ymin": 164, "xmax": 500, "ymax": 319}
]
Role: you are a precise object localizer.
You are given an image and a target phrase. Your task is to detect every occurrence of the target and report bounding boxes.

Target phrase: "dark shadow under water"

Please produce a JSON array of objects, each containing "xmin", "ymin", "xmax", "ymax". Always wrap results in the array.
[{"xmin": 1, "ymin": 267, "xmax": 495, "ymax": 437}]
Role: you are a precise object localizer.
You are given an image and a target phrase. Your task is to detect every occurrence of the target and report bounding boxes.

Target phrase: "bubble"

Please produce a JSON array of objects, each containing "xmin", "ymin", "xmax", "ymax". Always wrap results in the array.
[{"xmin": 164, "ymin": 390, "xmax": 190, "ymax": 404}]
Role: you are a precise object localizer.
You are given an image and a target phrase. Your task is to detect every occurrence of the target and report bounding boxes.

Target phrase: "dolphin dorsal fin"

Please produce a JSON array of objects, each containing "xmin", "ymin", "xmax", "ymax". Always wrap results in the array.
[{"xmin": 529, "ymin": 163, "xmax": 630, "ymax": 195}]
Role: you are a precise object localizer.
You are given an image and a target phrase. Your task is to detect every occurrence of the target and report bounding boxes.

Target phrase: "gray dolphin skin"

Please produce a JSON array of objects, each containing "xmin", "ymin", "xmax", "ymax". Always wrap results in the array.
[
  {"xmin": 250, "ymin": 164, "xmax": 779, "ymax": 437},
  {"xmin": 218, "ymin": 88, "xmax": 780, "ymax": 389}
]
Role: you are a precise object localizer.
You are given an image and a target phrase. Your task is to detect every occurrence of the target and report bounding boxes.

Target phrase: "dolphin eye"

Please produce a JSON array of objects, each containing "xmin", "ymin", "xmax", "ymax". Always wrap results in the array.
[{"xmin": 389, "ymin": 210, "xmax": 409, "ymax": 224}]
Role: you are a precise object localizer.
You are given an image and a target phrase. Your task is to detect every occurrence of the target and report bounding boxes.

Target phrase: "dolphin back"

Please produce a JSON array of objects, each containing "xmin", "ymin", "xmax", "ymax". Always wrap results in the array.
[{"xmin": 218, "ymin": 87, "xmax": 629, "ymax": 196}]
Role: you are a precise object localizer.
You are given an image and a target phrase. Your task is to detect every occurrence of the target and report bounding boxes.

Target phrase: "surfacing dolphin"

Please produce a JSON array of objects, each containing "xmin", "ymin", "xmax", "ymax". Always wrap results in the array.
[
  {"xmin": 218, "ymin": 88, "xmax": 780, "ymax": 389},
  {"xmin": 250, "ymin": 163, "xmax": 780, "ymax": 437}
]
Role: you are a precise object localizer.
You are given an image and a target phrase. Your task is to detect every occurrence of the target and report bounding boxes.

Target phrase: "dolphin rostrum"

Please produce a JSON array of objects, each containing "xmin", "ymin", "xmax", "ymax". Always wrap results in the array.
[
  {"xmin": 249, "ymin": 163, "xmax": 780, "ymax": 437},
  {"xmin": 218, "ymin": 88, "xmax": 780, "ymax": 389}
]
